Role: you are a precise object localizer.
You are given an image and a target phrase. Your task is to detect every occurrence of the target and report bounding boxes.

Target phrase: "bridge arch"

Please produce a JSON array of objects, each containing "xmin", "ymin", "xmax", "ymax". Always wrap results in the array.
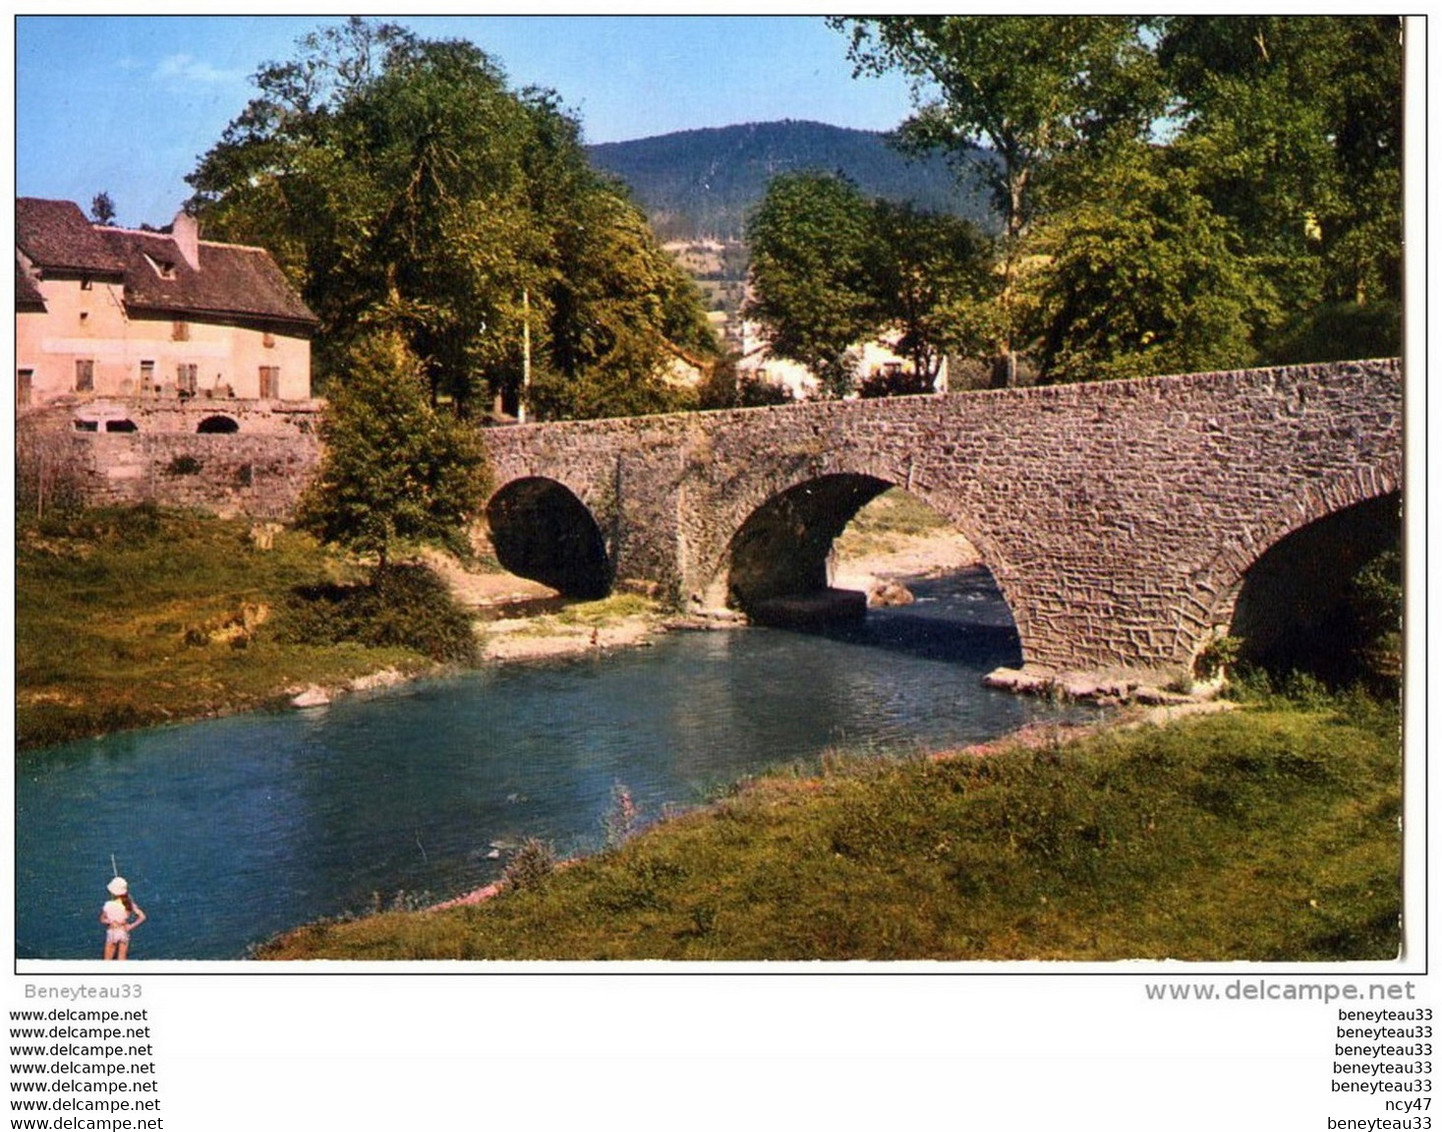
[
  {"xmin": 719, "ymin": 473, "xmax": 891, "ymax": 610},
  {"xmin": 704, "ymin": 466, "xmax": 1034, "ymax": 654},
  {"xmin": 1186, "ymin": 454, "xmax": 1403, "ymax": 671},
  {"xmin": 485, "ymin": 476, "xmax": 612, "ymax": 599}
]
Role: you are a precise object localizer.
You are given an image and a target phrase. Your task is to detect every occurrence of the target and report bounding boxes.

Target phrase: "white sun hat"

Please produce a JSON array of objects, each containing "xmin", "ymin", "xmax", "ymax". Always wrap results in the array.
[{"xmin": 107, "ymin": 877, "xmax": 128, "ymax": 896}]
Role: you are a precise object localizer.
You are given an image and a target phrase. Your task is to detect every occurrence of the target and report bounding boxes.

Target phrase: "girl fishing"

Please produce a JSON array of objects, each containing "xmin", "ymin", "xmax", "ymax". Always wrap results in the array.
[{"xmin": 100, "ymin": 876, "xmax": 145, "ymax": 960}]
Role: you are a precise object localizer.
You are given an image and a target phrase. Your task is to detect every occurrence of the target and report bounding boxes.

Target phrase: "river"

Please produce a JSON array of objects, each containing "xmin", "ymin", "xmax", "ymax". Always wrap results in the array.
[{"xmin": 16, "ymin": 568, "xmax": 1097, "ymax": 960}]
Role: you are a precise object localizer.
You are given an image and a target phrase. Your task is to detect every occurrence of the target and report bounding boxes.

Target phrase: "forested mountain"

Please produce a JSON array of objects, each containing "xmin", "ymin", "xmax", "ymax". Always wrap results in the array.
[{"xmin": 587, "ymin": 120, "xmax": 995, "ymax": 241}]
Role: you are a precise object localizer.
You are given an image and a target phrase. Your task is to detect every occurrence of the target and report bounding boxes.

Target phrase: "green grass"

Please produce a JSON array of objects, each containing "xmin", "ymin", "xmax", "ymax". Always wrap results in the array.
[
  {"xmin": 17, "ymin": 507, "xmax": 436, "ymax": 750},
  {"xmin": 835, "ymin": 487, "xmax": 953, "ymax": 558},
  {"xmin": 553, "ymin": 592, "xmax": 657, "ymax": 625},
  {"xmin": 259, "ymin": 700, "xmax": 1401, "ymax": 961}
]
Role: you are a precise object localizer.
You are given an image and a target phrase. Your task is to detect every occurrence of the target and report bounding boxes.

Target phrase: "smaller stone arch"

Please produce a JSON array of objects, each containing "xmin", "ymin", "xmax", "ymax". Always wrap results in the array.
[
  {"xmin": 722, "ymin": 473, "xmax": 892, "ymax": 613},
  {"xmin": 197, "ymin": 415, "xmax": 240, "ymax": 434},
  {"xmin": 486, "ymin": 476, "xmax": 612, "ymax": 600},
  {"xmin": 1185, "ymin": 456, "xmax": 1403, "ymax": 669}
]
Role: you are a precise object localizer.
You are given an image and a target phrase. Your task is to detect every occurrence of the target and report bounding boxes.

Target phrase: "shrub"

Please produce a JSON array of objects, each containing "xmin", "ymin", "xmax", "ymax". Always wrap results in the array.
[
  {"xmin": 601, "ymin": 783, "xmax": 640, "ymax": 849},
  {"xmin": 1194, "ymin": 634, "xmax": 1242, "ymax": 680},
  {"xmin": 16, "ymin": 421, "xmax": 85, "ymax": 519},
  {"xmin": 502, "ymin": 838, "xmax": 557, "ymax": 891},
  {"xmin": 164, "ymin": 454, "xmax": 203, "ymax": 476},
  {"xmin": 277, "ymin": 562, "xmax": 476, "ymax": 663}
]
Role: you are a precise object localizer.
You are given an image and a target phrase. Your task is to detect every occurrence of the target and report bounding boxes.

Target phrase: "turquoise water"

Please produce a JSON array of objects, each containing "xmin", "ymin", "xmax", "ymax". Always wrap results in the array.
[{"xmin": 16, "ymin": 570, "xmax": 1095, "ymax": 959}]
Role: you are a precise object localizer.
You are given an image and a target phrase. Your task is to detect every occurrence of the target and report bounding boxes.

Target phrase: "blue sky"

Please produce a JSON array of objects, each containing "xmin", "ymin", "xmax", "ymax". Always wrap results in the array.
[{"xmin": 16, "ymin": 15, "xmax": 917, "ymax": 229}]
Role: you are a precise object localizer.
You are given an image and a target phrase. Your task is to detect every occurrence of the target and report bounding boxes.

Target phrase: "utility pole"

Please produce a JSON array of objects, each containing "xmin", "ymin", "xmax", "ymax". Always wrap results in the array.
[{"xmin": 518, "ymin": 288, "xmax": 531, "ymax": 423}]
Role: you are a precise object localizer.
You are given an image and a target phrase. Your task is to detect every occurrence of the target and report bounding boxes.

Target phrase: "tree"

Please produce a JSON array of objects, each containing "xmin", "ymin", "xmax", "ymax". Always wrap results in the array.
[
  {"xmin": 835, "ymin": 16, "xmax": 1165, "ymax": 385},
  {"xmin": 295, "ymin": 331, "xmax": 489, "ymax": 570},
  {"xmin": 1023, "ymin": 142, "xmax": 1270, "ymax": 382},
  {"xmin": 188, "ymin": 18, "xmax": 714, "ymax": 418},
  {"xmin": 745, "ymin": 172, "xmax": 992, "ymax": 397},
  {"xmin": 866, "ymin": 200, "xmax": 992, "ymax": 387},
  {"xmin": 1156, "ymin": 17, "xmax": 1403, "ymax": 355},
  {"xmin": 89, "ymin": 192, "xmax": 116, "ymax": 226},
  {"xmin": 744, "ymin": 172, "xmax": 878, "ymax": 397}
]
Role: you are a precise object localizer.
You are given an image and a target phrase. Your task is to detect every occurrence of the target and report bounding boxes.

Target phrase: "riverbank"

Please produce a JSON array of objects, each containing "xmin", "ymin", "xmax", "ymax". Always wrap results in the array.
[
  {"xmin": 16, "ymin": 509, "xmax": 436, "ymax": 751},
  {"xmin": 258, "ymin": 692, "xmax": 1401, "ymax": 961},
  {"xmin": 15, "ymin": 496, "xmax": 978, "ymax": 750}
]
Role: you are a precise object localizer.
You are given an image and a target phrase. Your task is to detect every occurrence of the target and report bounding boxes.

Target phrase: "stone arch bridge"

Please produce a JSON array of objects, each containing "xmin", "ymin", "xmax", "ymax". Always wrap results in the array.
[{"xmin": 481, "ymin": 360, "xmax": 1402, "ymax": 680}]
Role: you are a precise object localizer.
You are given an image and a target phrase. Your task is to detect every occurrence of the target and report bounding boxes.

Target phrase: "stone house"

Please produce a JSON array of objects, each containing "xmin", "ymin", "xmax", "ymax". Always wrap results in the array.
[
  {"xmin": 15, "ymin": 198, "xmax": 317, "ymax": 413},
  {"xmin": 734, "ymin": 318, "xmax": 951, "ymax": 401}
]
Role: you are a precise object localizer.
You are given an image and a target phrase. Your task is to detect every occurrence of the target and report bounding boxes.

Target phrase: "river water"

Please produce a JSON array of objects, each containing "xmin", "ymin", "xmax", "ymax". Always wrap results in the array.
[{"xmin": 16, "ymin": 568, "xmax": 1096, "ymax": 960}]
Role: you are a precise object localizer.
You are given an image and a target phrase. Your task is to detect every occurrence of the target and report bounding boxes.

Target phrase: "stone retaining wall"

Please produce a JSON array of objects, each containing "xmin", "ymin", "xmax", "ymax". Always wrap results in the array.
[{"xmin": 18, "ymin": 400, "xmax": 322, "ymax": 520}]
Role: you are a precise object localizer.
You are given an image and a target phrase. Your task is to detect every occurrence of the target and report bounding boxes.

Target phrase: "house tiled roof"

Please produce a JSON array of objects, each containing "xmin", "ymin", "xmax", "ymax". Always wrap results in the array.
[
  {"xmin": 15, "ymin": 260, "xmax": 46, "ymax": 308},
  {"xmin": 16, "ymin": 197, "xmax": 317, "ymax": 330},
  {"xmin": 16, "ymin": 198, "xmax": 126, "ymax": 275},
  {"xmin": 99, "ymin": 228, "xmax": 318, "ymax": 328}
]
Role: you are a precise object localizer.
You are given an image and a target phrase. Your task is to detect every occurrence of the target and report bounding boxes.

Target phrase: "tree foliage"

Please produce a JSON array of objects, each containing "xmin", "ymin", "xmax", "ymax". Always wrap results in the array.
[
  {"xmin": 89, "ymin": 192, "xmax": 116, "ymax": 226},
  {"xmin": 295, "ymin": 331, "xmax": 489, "ymax": 568},
  {"xmin": 745, "ymin": 172, "xmax": 991, "ymax": 397},
  {"xmin": 1024, "ymin": 144, "xmax": 1269, "ymax": 382},
  {"xmin": 831, "ymin": 15, "xmax": 1404, "ymax": 385},
  {"xmin": 744, "ymin": 173, "xmax": 878, "ymax": 397},
  {"xmin": 187, "ymin": 18, "xmax": 715, "ymax": 418},
  {"xmin": 1157, "ymin": 17, "xmax": 1403, "ymax": 350},
  {"xmin": 835, "ymin": 16, "xmax": 1165, "ymax": 385}
]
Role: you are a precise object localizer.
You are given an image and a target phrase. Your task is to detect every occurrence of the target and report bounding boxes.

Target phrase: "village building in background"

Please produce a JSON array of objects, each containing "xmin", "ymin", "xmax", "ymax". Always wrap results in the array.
[
  {"xmin": 15, "ymin": 198, "xmax": 317, "ymax": 416},
  {"xmin": 732, "ymin": 317, "xmax": 952, "ymax": 401}
]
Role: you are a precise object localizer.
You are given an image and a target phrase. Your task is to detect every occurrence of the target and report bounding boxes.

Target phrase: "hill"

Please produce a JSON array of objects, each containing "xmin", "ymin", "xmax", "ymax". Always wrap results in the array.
[{"xmin": 587, "ymin": 120, "xmax": 996, "ymax": 242}]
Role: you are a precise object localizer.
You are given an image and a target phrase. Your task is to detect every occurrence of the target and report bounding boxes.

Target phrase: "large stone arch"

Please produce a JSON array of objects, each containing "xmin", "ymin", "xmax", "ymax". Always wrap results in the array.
[
  {"xmin": 697, "ymin": 453, "xmax": 1036, "ymax": 658},
  {"xmin": 1181, "ymin": 454, "xmax": 1403, "ymax": 668},
  {"xmin": 485, "ymin": 476, "xmax": 613, "ymax": 599}
]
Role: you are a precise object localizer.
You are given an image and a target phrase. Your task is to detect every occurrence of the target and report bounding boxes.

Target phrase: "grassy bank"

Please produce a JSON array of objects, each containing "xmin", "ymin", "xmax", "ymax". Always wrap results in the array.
[
  {"xmin": 16, "ymin": 507, "xmax": 433, "ymax": 751},
  {"xmin": 260, "ymin": 697, "xmax": 1401, "ymax": 961}
]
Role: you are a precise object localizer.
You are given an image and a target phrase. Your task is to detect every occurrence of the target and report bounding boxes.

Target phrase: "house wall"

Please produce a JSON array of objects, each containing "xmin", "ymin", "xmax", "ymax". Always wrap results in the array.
[
  {"xmin": 16, "ymin": 274, "xmax": 311, "ymax": 407},
  {"xmin": 16, "ymin": 273, "xmax": 130, "ymax": 403}
]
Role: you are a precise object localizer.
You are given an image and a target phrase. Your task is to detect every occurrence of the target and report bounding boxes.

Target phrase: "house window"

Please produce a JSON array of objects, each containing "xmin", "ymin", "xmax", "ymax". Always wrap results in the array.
[
  {"xmin": 18, "ymin": 369, "xmax": 33, "ymax": 407},
  {"xmin": 140, "ymin": 360, "xmax": 155, "ymax": 389},
  {"xmin": 172, "ymin": 320, "xmax": 190, "ymax": 341},
  {"xmin": 75, "ymin": 359, "xmax": 95, "ymax": 392},
  {"xmin": 259, "ymin": 366, "xmax": 280, "ymax": 399},
  {"xmin": 177, "ymin": 363, "xmax": 198, "ymax": 396},
  {"xmin": 262, "ymin": 331, "xmax": 276, "ymax": 349},
  {"xmin": 80, "ymin": 277, "xmax": 93, "ymax": 291}
]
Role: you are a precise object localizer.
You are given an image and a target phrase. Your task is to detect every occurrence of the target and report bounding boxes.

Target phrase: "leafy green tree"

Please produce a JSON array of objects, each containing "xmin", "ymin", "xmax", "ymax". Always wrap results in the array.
[
  {"xmin": 745, "ymin": 172, "xmax": 991, "ymax": 397},
  {"xmin": 1157, "ymin": 17, "xmax": 1403, "ymax": 347},
  {"xmin": 188, "ymin": 18, "xmax": 714, "ymax": 418},
  {"xmin": 866, "ymin": 200, "xmax": 992, "ymax": 387},
  {"xmin": 835, "ymin": 16, "xmax": 1165, "ymax": 385},
  {"xmin": 1023, "ymin": 143, "xmax": 1270, "ymax": 382},
  {"xmin": 528, "ymin": 172, "xmax": 716, "ymax": 420},
  {"xmin": 744, "ymin": 172, "xmax": 878, "ymax": 397},
  {"xmin": 295, "ymin": 331, "xmax": 489, "ymax": 569}
]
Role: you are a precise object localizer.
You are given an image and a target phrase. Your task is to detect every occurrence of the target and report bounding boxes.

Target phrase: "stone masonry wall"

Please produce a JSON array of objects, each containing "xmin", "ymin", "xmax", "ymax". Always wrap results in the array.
[
  {"xmin": 20, "ymin": 400, "xmax": 322, "ymax": 520},
  {"xmin": 483, "ymin": 359, "xmax": 1403, "ymax": 676}
]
